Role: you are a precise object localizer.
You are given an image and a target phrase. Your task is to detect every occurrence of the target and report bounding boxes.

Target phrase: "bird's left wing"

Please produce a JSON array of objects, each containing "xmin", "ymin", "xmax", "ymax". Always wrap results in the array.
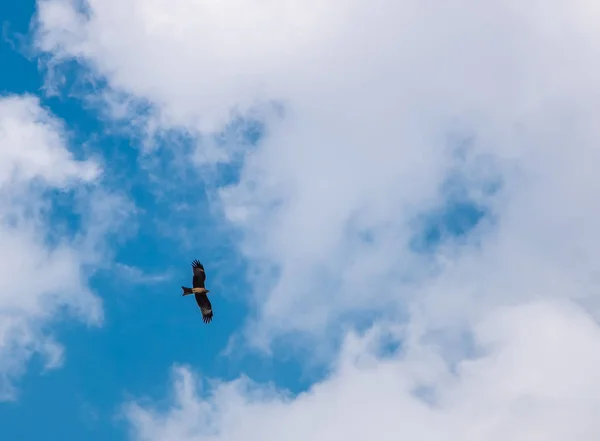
[{"xmin": 194, "ymin": 293, "xmax": 213, "ymax": 324}]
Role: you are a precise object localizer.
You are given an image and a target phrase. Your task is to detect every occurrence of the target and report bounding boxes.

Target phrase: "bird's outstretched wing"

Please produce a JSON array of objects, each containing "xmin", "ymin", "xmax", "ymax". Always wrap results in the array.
[
  {"xmin": 191, "ymin": 259, "xmax": 206, "ymax": 289},
  {"xmin": 194, "ymin": 293, "xmax": 213, "ymax": 324}
]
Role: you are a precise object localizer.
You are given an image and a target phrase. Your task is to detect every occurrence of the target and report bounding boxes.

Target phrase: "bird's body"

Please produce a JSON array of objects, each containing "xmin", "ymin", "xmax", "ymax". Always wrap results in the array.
[{"xmin": 181, "ymin": 259, "xmax": 213, "ymax": 323}]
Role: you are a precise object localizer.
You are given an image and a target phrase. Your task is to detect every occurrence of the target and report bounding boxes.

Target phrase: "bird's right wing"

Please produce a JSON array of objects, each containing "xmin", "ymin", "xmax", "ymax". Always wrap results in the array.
[{"xmin": 191, "ymin": 259, "xmax": 206, "ymax": 288}]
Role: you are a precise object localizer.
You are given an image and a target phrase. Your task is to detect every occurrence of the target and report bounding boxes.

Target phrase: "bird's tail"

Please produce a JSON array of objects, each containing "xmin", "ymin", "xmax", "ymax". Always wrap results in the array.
[{"xmin": 181, "ymin": 286, "xmax": 193, "ymax": 296}]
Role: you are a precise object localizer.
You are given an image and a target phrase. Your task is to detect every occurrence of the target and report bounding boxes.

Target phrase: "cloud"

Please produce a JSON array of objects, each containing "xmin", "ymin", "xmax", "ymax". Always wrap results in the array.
[
  {"xmin": 125, "ymin": 301, "xmax": 600, "ymax": 441},
  {"xmin": 0, "ymin": 95, "xmax": 99, "ymax": 186},
  {"xmin": 114, "ymin": 263, "xmax": 172, "ymax": 285},
  {"xmin": 31, "ymin": 0, "xmax": 600, "ymax": 438},
  {"xmin": 0, "ymin": 94, "xmax": 127, "ymax": 399},
  {"xmin": 33, "ymin": 0, "xmax": 600, "ymax": 341}
]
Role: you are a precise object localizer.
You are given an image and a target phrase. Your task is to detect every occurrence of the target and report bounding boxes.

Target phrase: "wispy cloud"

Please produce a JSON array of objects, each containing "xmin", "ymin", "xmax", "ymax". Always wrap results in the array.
[
  {"xmin": 31, "ymin": 0, "xmax": 600, "ymax": 438},
  {"xmin": 126, "ymin": 309, "xmax": 600, "ymax": 440},
  {"xmin": 114, "ymin": 263, "xmax": 172, "ymax": 285},
  {"xmin": 0, "ymin": 94, "xmax": 130, "ymax": 399}
]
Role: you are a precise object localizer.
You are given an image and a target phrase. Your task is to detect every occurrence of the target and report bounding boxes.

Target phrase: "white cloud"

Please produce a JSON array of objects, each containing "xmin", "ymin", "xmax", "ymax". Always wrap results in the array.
[
  {"xmin": 114, "ymin": 263, "xmax": 172, "ymax": 285},
  {"xmin": 0, "ymin": 94, "xmax": 125, "ymax": 399},
  {"xmin": 31, "ymin": 0, "xmax": 600, "ymax": 438},
  {"xmin": 0, "ymin": 94, "xmax": 99, "ymax": 187},
  {"xmin": 125, "ymin": 301, "xmax": 600, "ymax": 441}
]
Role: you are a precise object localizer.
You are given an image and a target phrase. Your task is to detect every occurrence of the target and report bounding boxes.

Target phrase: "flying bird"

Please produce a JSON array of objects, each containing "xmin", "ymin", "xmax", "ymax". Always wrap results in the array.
[{"xmin": 181, "ymin": 259, "xmax": 213, "ymax": 323}]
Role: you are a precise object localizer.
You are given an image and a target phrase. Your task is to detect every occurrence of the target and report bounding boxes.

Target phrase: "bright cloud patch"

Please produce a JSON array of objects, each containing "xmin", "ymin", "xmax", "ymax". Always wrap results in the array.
[
  {"xmin": 31, "ymin": 0, "xmax": 600, "ymax": 438},
  {"xmin": 0, "ymin": 94, "xmax": 120, "ymax": 399},
  {"xmin": 126, "ymin": 302, "xmax": 600, "ymax": 441}
]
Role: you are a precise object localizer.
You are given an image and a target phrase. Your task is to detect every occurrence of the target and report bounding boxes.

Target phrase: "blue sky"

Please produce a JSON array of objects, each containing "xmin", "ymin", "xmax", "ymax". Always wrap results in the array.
[
  {"xmin": 4, "ymin": 1, "xmax": 599, "ymax": 440},
  {"xmin": 0, "ymin": 3, "xmax": 486, "ymax": 439},
  {"xmin": 0, "ymin": 2, "xmax": 331, "ymax": 439}
]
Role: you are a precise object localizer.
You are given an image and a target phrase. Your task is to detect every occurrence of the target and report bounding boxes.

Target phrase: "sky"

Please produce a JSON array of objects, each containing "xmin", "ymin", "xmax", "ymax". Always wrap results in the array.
[{"xmin": 2, "ymin": 0, "xmax": 600, "ymax": 440}]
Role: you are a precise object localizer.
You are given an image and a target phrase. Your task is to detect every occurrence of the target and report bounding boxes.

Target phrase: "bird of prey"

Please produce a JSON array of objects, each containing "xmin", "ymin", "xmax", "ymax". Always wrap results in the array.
[{"xmin": 181, "ymin": 259, "xmax": 213, "ymax": 324}]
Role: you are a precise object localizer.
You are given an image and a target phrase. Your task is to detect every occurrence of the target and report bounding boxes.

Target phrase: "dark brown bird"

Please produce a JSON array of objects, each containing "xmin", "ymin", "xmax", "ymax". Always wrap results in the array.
[{"xmin": 181, "ymin": 259, "xmax": 213, "ymax": 323}]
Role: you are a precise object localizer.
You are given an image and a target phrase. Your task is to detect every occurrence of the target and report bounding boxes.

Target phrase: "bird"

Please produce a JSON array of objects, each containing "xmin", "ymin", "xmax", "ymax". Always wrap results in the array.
[{"xmin": 181, "ymin": 259, "xmax": 213, "ymax": 324}]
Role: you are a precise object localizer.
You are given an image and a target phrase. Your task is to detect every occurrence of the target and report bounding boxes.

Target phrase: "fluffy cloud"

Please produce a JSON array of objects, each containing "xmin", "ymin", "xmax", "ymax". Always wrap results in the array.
[
  {"xmin": 32, "ymin": 0, "xmax": 600, "ymax": 438},
  {"xmin": 0, "ymin": 94, "xmax": 124, "ymax": 399},
  {"xmin": 126, "ymin": 301, "xmax": 600, "ymax": 441}
]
